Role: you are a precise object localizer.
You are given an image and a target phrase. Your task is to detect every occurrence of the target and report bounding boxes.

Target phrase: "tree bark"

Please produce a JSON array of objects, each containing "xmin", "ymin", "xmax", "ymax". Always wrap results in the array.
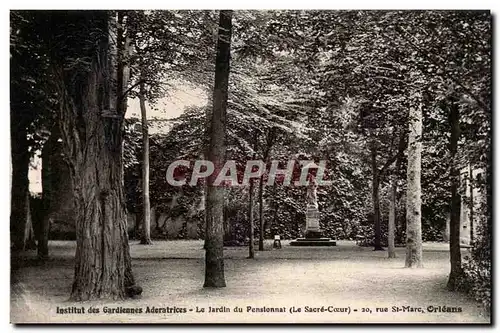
[
  {"xmin": 204, "ymin": 10, "xmax": 232, "ymax": 288},
  {"xmin": 371, "ymin": 145, "xmax": 384, "ymax": 251},
  {"xmin": 49, "ymin": 11, "xmax": 140, "ymax": 300},
  {"xmin": 139, "ymin": 78, "xmax": 152, "ymax": 245},
  {"xmin": 405, "ymin": 101, "xmax": 423, "ymax": 268},
  {"xmin": 447, "ymin": 99, "xmax": 463, "ymax": 289}
]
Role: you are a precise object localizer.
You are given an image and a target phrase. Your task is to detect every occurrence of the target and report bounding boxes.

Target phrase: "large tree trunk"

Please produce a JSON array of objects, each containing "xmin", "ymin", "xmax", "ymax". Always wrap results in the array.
[
  {"xmin": 139, "ymin": 79, "xmax": 152, "ymax": 245},
  {"xmin": 50, "ymin": 11, "xmax": 140, "ymax": 300},
  {"xmin": 10, "ymin": 120, "xmax": 31, "ymax": 252},
  {"xmin": 204, "ymin": 10, "xmax": 232, "ymax": 288},
  {"xmin": 405, "ymin": 102, "xmax": 423, "ymax": 268},
  {"xmin": 371, "ymin": 145, "xmax": 383, "ymax": 251},
  {"xmin": 447, "ymin": 99, "xmax": 463, "ymax": 289}
]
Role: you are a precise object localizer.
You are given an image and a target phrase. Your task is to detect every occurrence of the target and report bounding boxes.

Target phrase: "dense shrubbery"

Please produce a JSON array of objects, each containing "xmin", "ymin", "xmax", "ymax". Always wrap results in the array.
[
  {"xmin": 422, "ymin": 225, "xmax": 445, "ymax": 242},
  {"xmin": 461, "ymin": 254, "xmax": 491, "ymax": 311},
  {"xmin": 460, "ymin": 201, "xmax": 491, "ymax": 311}
]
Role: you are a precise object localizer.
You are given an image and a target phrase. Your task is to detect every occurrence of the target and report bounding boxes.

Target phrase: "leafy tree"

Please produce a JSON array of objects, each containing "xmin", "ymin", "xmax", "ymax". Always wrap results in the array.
[
  {"xmin": 31, "ymin": 10, "xmax": 142, "ymax": 300},
  {"xmin": 387, "ymin": 10, "xmax": 491, "ymax": 277}
]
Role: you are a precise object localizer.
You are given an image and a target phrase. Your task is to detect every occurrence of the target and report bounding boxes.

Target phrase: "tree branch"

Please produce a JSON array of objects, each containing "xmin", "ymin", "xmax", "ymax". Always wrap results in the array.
[
  {"xmin": 121, "ymin": 79, "xmax": 148, "ymax": 101},
  {"xmin": 380, "ymin": 132, "xmax": 407, "ymax": 179}
]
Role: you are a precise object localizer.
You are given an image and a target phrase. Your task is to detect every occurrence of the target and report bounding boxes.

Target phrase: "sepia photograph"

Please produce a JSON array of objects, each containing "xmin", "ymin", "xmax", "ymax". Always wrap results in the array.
[{"xmin": 8, "ymin": 8, "xmax": 492, "ymax": 324}]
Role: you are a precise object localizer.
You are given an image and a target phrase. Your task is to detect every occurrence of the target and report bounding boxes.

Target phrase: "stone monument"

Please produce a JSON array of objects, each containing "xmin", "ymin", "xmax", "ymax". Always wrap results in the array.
[
  {"xmin": 304, "ymin": 178, "xmax": 321, "ymax": 238},
  {"xmin": 290, "ymin": 173, "xmax": 336, "ymax": 246}
]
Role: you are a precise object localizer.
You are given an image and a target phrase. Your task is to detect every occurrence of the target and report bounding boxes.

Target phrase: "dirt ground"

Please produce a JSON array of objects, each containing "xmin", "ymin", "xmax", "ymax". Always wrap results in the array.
[{"xmin": 10, "ymin": 240, "xmax": 490, "ymax": 324}]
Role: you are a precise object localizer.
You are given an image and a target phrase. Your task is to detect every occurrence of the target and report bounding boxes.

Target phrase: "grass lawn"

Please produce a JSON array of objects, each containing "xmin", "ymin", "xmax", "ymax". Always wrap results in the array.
[{"xmin": 11, "ymin": 240, "xmax": 490, "ymax": 324}]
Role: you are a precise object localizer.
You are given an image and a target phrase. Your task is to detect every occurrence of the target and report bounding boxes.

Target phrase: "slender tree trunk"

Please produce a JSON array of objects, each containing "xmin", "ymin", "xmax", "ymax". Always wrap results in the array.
[
  {"xmin": 469, "ymin": 166, "xmax": 474, "ymax": 245},
  {"xmin": 39, "ymin": 133, "xmax": 55, "ymax": 259},
  {"xmin": 200, "ymin": 84, "xmax": 212, "ymax": 244},
  {"xmin": 388, "ymin": 133, "xmax": 405, "ymax": 258},
  {"xmin": 447, "ymin": 99, "xmax": 463, "ymax": 289},
  {"xmin": 139, "ymin": 79, "xmax": 152, "ymax": 245},
  {"xmin": 150, "ymin": 206, "xmax": 157, "ymax": 234},
  {"xmin": 405, "ymin": 101, "xmax": 423, "ymax": 268},
  {"xmin": 38, "ymin": 214, "xmax": 51, "ymax": 259},
  {"xmin": 135, "ymin": 195, "xmax": 142, "ymax": 240},
  {"xmin": 248, "ymin": 132, "xmax": 258, "ymax": 258},
  {"xmin": 50, "ymin": 11, "xmax": 140, "ymax": 300},
  {"xmin": 272, "ymin": 183, "xmax": 279, "ymax": 228},
  {"xmin": 223, "ymin": 207, "xmax": 231, "ymax": 241},
  {"xmin": 258, "ymin": 174, "xmax": 265, "ymax": 251},
  {"xmin": 371, "ymin": 145, "xmax": 383, "ymax": 251},
  {"xmin": 372, "ymin": 178, "xmax": 382, "ymax": 250},
  {"xmin": 388, "ymin": 176, "xmax": 397, "ymax": 258},
  {"xmin": 24, "ymin": 191, "xmax": 37, "ymax": 250},
  {"xmin": 204, "ymin": 10, "xmax": 232, "ymax": 288},
  {"xmin": 258, "ymin": 130, "xmax": 273, "ymax": 251},
  {"xmin": 248, "ymin": 178, "xmax": 255, "ymax": 259}
]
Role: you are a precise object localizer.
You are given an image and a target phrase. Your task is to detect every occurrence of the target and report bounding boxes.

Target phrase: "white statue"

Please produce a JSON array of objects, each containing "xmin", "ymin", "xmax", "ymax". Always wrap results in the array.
[{"xmin": 306, "ymin": 175, "xmax": 318, "ymax": 210}]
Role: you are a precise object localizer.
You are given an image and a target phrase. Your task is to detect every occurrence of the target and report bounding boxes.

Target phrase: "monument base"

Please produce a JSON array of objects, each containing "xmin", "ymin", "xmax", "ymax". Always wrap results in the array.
[
  {"xmin": 305, "ymin": 230, "xmax": 322, "ymax": 239},
  {"xmin": 293, "ymin": 196, "xmax": 336, "ymax": 246},
  {"xmin": 290, "ymin": 237, "xmax": 337, "ymax": 246}
]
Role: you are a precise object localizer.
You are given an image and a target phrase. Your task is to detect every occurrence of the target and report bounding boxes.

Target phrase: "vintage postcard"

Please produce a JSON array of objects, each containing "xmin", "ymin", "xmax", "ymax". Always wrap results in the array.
[{"xmin": 9, "ymin": 9, "xmax": 491, "ymax": 324}]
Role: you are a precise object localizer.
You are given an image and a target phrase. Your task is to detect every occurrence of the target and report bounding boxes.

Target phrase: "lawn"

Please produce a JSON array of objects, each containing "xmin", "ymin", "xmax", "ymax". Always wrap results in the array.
[{"xmin": 10, "ymin": 240, "xmax": 490, "ymax": 324}]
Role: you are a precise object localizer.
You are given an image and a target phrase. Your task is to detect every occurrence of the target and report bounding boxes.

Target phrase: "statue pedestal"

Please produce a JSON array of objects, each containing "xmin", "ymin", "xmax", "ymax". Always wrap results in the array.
[
  {"xmin": 290, "ymin": 206, "xmax": 336, "ymax": 247},
  {"xmin": 304, "ymin": 206, "xmax": 321, "ymax": 238}
]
